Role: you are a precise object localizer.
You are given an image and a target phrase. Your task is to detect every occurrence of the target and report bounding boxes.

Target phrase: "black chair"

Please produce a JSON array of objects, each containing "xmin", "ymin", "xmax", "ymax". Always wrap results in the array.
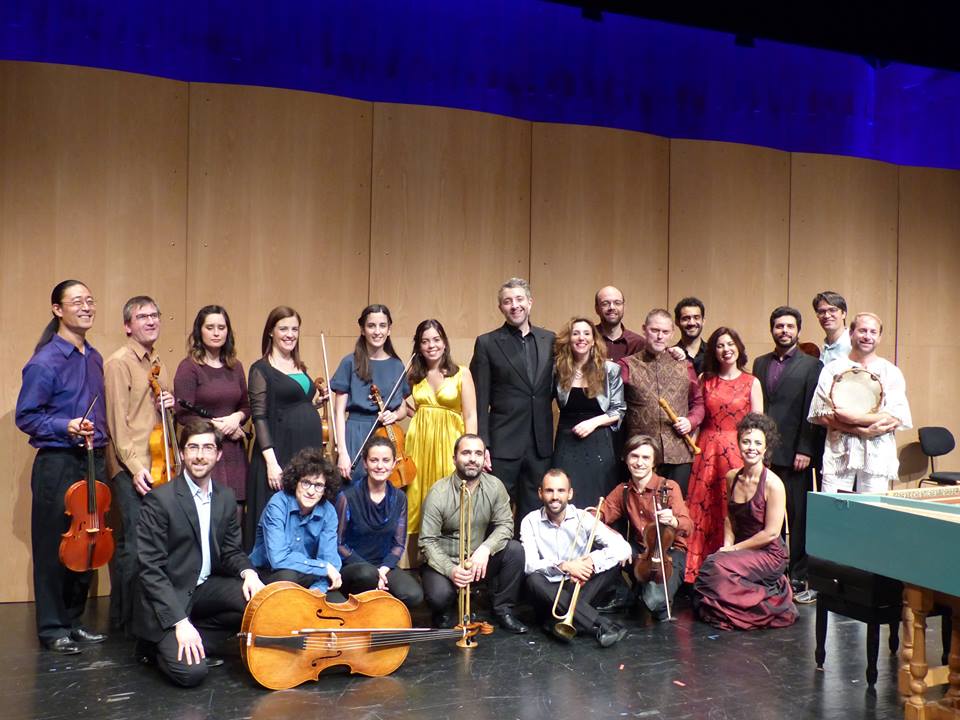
[{"xmin": 918, "ymin": 427, "xmax": 960, "ymax": 487}]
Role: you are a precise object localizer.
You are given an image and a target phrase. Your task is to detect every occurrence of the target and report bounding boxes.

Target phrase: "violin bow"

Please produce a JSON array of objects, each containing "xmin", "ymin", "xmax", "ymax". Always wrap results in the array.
[
  {"xmin": 76, "ymin": 394, "xmax": 99, "ymax": 448},
  {"xmin": 319, "ymin": 332, "xmax": 339, "ymax": 451},
  {"xmin": 349, "ymin": 353, "xmax": 416, "ymax": 471},
  {"xmin": 652, "ymin": 485, "xmax": 673, "ymax": 621}
]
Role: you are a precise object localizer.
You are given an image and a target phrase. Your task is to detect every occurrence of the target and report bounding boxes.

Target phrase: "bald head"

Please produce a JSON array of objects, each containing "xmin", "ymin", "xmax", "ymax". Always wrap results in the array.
[{"xmin": 595, "ymin": 286, "xmax": 625, "ymax": 328}]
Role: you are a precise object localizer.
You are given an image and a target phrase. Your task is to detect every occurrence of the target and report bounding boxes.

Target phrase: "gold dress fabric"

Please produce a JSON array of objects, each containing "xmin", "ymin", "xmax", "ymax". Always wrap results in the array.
[{"xmin": 405, "ymin": 366, "xmax": 465, "ymax": 534}]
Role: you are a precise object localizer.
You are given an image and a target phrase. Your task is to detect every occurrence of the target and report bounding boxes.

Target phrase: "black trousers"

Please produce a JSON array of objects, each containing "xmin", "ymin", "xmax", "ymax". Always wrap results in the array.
[
  {"xmin": 257, "ymin": 568, "xmax": 347, "ymax": 602},
  {"xmin": 657, "ymin": 462, "xmax": 692, "ymax": 498},
  {"xmin": 773, "ymin": 464, "xmax": 812, "ymax": 582},
  {"xmin": 421, "ymin": 539, "xmax": 524, "ymax": 616},
  {"xmin": 492, "ymin": 444, "xmax": 553, "ymax": 521},
  {"xmin": 110, "ymin": 469, "xmax": 143, "ymax": 634},
  {"xmin": 151, "ymin": 575, "xmax": 248, "ymax": 687},
  {"xmin": 31, "ymin": 448, "xmax": 106, "ymax": 642},
  {"xmin": 526, "ymin": 566, "xmax": 619, "ymax": 633},
  {"xmin": 340, "ymin": 563, "xmax": 424, "ymax": 609}
]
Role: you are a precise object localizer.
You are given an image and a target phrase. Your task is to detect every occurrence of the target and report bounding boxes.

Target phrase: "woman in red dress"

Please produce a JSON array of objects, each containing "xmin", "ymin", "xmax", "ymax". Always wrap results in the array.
[
  {"xmin": 683, "ymin": 327, "xmax": 762, "ymax": 583},
  {"xmin": 694, "ymin": 413, "xmax": 797, "ymax": 631}
]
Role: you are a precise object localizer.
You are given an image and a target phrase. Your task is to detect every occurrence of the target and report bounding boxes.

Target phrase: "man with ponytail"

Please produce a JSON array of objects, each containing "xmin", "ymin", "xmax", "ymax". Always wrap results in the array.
[{"xmin": 16, "ymin": 280, "xmax": 108, "ymax": 654}]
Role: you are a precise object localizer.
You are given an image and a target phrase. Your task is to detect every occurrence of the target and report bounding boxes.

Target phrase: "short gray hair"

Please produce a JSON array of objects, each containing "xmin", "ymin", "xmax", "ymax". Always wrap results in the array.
[{"xmin": 499, "ymin": 277, "xmax": 532, "ymax": 301}]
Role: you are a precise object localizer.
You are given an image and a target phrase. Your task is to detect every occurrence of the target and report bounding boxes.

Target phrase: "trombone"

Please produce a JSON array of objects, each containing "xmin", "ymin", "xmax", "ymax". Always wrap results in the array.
[{"xmin": 551, "ymin": 496, "xmax": 605, "ymax": 640}]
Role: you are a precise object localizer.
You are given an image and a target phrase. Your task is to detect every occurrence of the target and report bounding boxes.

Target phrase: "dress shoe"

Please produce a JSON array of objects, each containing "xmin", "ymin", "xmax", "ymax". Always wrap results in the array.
[
  {"xmin": 70, "ymin": 627, "xmax": 107, "ymax": 644},
  {"xmin": 205, "ymin": 657, "xmax": 225, "ymax": 668},
  {"xmin": 595, "ymin": 622, "xmax": 628, "ymax": 648},
  {"xmin": 595, "ymin": 596, "xmax": 633, "ymax": 614},
  {"xmin": 431, "ymin": 612, "xmax": 454, "ymax": 628},
  {"xmin": 495, "ymin": 612, "xmax": 528, "ymax": 634},
  {"xmin": 43, "ymin": 636, "xmax": 82, "ymax": 655}
]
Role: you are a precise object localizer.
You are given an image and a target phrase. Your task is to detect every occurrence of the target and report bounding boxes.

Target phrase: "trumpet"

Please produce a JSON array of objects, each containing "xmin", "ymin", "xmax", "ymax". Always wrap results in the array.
[
  {"xmin": 551, "ymin": 496, "xmax": 605, "ymax": 640},
  {"xmin": 457, "ymin": 478, "xmax": 477, "ymax": 648}
]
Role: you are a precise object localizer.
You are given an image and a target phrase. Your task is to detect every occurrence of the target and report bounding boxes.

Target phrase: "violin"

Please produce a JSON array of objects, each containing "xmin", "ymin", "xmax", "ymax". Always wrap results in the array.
[
  {"xmin": 632, "ymin": 484, "xmax": 677, "ymax": 585},
  {"xmin": 314, "ymin": 376, "xmax": 332, "ymax": 455},
  {"xmin": 369, "ymin": 384, "xmax": 417, "ymax": 489},
  {"xmin": 59, "ymin": 396, "xmax": 115, "ymax": 572},
  {"xmin": 148, "ymin": 365, "xmax": 181, "ymax": 486},
  {"xmin": 239, "ymin": 583, "xmax": 487, "ymax": 690}
]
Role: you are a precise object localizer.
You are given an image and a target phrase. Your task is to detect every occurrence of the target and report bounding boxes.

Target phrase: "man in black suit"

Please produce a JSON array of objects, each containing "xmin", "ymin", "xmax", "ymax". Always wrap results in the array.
[
  {"xmin": 470, "ymin": 277, "xmax": 555, "ymax": 520},
  {"xmin": 134, "ymin": 420, "xmax": 264, "ymax": 687},
  {"xmin": 752, "ymin": 306, "xmax": 822, "ymax": 603}
]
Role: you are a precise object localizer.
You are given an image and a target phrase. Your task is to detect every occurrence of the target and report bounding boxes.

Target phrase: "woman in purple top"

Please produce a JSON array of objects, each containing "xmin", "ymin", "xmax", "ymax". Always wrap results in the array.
[
  {"xmin": 174, "ymin": 306, "xmax": 250, "ymax": 504},
  {"xmin": 695, "ymin": 413, "xmax": 798, "ymax": 631}
]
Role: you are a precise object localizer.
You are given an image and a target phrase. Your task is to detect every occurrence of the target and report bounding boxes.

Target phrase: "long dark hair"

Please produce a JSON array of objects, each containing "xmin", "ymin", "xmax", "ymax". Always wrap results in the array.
[
  {"xmin": 188, "ymin": 305, "xmax": 238, "ymax": 368},
  {"xmin": 36, "ymin": 279, "xmax": 87, "ymax": 352},
  {"xmin": 701, "ymin": 326, "xmax": 748, "ymax": 378},
  {"xmin": 409, "ymin": 319, "xmax": 458, "ymax": 385},
  {"xmin": 261, "ymin": 306, "xmax": 306, "ymax": 373},
  {"xmin": 353, "ymin": 304, "xmax": 399, "ymax": 383}
]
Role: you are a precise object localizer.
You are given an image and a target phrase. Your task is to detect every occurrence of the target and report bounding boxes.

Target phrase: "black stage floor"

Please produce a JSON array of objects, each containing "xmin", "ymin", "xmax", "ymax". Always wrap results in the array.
[{"xmin": 1, "ymin": 596, "xmax": 940, "ymax": 720}]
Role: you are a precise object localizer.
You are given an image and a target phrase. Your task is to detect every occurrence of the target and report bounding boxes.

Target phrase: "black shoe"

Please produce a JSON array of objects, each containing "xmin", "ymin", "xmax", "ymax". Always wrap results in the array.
[
  {"xmin": 595, "ymin": 622, "xmax": 628, "ymax": 648},
  {"xmin": 70, "ymin": 627, "xmax": 107, "ymax": 644},
  {"xmin": 432, "ymin": 612, "xmax": 454, "ymax": 628},
  {"xmin": 43, "ymin": 636, "xmax": 82, "ymax": 655},
  {"xmin": 205, "ymin": 657, "xmax": 225, "ymax": 668},
  {"xmin": 495, "ymin": 612, "xmax": 528, "ymax": 634},
  {"xmin": 596, "ymin": 596, "xmax": 633, "ymax": 614}
]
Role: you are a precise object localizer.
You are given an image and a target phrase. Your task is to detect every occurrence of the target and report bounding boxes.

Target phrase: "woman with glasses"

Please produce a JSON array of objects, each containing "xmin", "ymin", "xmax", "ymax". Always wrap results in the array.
[
  {"xmin": 336, "ymin": 437, "xmax": 423, "ymax": 608},
  {"xmin": 249, "ymin": 447, "xmax": 343, "ymax": 594},
  {"xmin": 174, "ymin": 305, "xmax": 250, "ymax": 524}
]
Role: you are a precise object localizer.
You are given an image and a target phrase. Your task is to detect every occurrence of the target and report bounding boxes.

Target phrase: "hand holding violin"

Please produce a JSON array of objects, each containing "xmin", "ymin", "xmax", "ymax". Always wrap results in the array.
[
  {"xmin": 67, "ymin": 417, "xmax": 95, "ymax": 439},
  {"xmin": 656, "ymin": 507, "xmax": 678, "ymax": 529}
]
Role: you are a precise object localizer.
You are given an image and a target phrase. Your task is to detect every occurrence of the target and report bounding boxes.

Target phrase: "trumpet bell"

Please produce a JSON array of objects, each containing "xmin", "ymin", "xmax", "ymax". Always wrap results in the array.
[{"xmin": 553, "ymin": 619, "xmax": 577, "ymax": 640}]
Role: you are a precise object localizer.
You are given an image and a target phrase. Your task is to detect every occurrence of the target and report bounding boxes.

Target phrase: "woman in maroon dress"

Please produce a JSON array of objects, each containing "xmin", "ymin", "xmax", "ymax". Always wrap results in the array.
[
  {"xmin": 695, "ymin": 413, "xmax": 797, "ymax": 631},
  {"xmin": 174, "ymin": 305, "xmax": 250, "ymax": 505},
  {"xmin": 684, "ymin": 327, "xmax": 762, "ymax": 582}
]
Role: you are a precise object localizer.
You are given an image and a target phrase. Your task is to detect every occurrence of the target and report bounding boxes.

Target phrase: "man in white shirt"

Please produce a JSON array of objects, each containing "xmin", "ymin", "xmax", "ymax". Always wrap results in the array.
[
  {"xmin": 520, "ymin": 469, "xmax": 630, "ymax": 646},
  {"xmin": 808, "ymin": 313, "xmax": 912, "ymax": 493},
  {"xmin": 813, "ymin": 291, "xmax": 852, "ymax": 367}
]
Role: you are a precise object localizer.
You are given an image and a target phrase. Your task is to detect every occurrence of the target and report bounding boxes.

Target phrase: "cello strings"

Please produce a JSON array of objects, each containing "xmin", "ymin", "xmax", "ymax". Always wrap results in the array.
[{"xmin": 256, "ymin": 628, "xmax": 476, "ymax": 652}]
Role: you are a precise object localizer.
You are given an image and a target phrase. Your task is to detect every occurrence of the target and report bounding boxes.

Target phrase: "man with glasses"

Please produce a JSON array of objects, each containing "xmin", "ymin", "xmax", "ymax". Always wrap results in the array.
[
  {"xmin": 249, "ymin": 446, "xmax": 343, "ymax": 592},
  {"xmin": 594, "ymin": 286, "xmax": 645, "ymax": 362},
  {"xmin": 134, "ymin": 420, "xmax": 264, "ymax": 687},
  {"xmin": 812, "ymin": 291, "xmax": 851, "ymax": 366},
  {"xmin": 104, "ymin": 295, "xmax": 176, "ymax": 634}
]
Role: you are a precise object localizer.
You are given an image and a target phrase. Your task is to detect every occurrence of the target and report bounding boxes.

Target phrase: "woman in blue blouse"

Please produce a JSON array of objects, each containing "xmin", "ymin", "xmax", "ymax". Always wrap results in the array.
[
  {"xmin": 336, "ymin": 437, "xmax": 423, "ymax": 609},
  {"xmin": 331, "ymin": 304, "xmax": 411, "ymax": 483},
  {"xmin": 249, "ymin": 447, "xmax": 343, "ymax": 594}
]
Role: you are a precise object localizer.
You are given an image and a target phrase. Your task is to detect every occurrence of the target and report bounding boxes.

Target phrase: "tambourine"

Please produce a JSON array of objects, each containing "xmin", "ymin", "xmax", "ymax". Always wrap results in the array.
[{"xmin": 829, "ymin": 367, "xmax": 884, "ymax": 414}]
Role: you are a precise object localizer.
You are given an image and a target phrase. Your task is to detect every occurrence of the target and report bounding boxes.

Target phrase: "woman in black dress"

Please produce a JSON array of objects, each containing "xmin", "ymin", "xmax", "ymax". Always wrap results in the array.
[
  {"xmin": 244, "ymin": 306, "xmax": 325, "ymax": 549},
  {"xmin": 552, "ymin": 317, "xmax": 625, "ymax": 508}
]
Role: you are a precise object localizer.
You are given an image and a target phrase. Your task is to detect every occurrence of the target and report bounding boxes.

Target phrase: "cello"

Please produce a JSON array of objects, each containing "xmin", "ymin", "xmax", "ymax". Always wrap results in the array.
[
  {"xmin": 369, "ymin": 384, "xmax": 416, "ymax": 489},
  {"xmin": 239, "ymin": 583, "xmax": 490, "ymax": 690},
  {"xmin": 148, "ymin": 364, "xmax": 181, "ymax": 486},
  {"xmin": 59, "ymin": 395, "xmax": 115, "ymax": 572}
]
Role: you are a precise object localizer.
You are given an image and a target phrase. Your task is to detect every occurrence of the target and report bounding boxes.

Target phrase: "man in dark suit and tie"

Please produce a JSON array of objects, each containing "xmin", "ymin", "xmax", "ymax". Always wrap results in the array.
[
  {"xmin": 470, "ymin": 278, "xmax": 555, "ymax": 520},
  {"xmin": 134, "ymin": 420, "xmax": 264, "ymax": 687},
  {"xmin": 752, "ymin": 306, "xmax": 822, "ymax": 603}
]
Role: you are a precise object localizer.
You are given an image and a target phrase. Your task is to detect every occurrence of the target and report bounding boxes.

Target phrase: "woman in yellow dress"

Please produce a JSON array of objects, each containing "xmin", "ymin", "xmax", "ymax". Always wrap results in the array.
[{"xmin": 404, "ymin": 319, "xmax": 477, "ymax": 535}]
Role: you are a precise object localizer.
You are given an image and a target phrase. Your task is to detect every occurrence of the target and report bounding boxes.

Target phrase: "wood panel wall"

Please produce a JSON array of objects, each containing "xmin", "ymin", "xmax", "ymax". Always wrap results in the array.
[{"xmin": 1, "ymin": 59, "xmax": 958, "ymax": 601}]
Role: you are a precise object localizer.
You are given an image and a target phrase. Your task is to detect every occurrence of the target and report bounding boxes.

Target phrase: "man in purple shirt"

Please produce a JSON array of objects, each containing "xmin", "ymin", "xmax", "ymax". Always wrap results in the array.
[
  {"xmin": 751, "ymin": 306, "xmax": 822, "ymax": 603},
  {"xmin": 594, "ymin": 286, "xmax": 645, "ymax": 363},
  {"xmin": 15, "ymin": 280, "xmax": 108, "ymax": 654}
]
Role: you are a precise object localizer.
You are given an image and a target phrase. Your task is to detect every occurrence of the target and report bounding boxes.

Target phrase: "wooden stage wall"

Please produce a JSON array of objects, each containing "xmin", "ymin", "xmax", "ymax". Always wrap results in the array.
[{"xmin": 1, "ymin": 61, "xmax": 958, "ymax": 602}]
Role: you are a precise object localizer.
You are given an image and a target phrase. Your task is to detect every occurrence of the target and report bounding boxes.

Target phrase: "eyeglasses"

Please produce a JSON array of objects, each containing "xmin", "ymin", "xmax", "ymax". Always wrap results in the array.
[
  {"xmin": 598, "ymin": 300, "xmax": 624, "ymax": 309},
  {"xmin": 135, "ymin": 312, "xmax": 161, "ymax": 322},
  {"xmin": 184, "ymin": 443, "xmax": 218, "ymax": 455},
  {"xmin": 815, "ymin": 307, "xmax": 841, "ymax": 317},
  {"xmin": 298, "ymin": 479, "xmax": 326, "ymax": 493},
  {"xmin": 61, "ymin": 298, "xmax": 96, "ymax": 309}
]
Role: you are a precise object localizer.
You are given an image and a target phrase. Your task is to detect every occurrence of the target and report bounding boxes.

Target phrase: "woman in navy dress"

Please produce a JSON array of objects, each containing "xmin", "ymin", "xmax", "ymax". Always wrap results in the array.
[
  {"xmin": 336, "ymin": 437, "xmax": 423, "ymax": 608},
  {"xmin": 331, "ymin": 304, "xmax": 410, "ymax": 483}
]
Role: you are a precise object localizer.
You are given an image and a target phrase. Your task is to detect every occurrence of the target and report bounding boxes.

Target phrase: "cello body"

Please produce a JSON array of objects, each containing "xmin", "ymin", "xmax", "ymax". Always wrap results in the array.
[
  {"xmin": 240, "ymin": 584, "xmax": 412, "ymax": 689},
  {"xmin": 59, "ymin": 438, "xmax": 115, "ymax": 572},
  {"xmin": 148, "ymin": 365, "xmax": 181, "ymax": 486},
  {"xmin": 632, "ymin": 484, "xmax": 676, "ymax": 584}
]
